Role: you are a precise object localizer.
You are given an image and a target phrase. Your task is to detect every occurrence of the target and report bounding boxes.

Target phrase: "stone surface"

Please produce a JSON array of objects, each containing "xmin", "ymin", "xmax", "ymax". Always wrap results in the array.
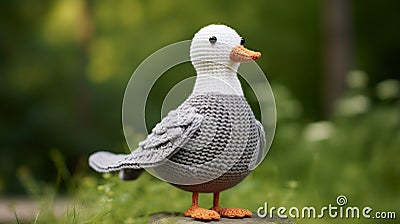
[{"xmin": 148, "ymin": 212, "xmax": 295, "ymax": 224}]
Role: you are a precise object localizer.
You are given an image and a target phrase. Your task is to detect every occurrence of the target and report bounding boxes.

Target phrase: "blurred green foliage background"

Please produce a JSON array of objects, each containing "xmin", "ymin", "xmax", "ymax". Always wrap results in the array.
[{"xmin": 0, "ymin": 0, "xmax": 399, "ymax": 223}]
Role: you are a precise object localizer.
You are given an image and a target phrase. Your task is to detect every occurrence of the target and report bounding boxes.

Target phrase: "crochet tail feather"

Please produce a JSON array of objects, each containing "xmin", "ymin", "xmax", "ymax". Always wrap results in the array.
[{"xmin": 89, "ymin": 151, "xmax": 144, "ymax": 181}]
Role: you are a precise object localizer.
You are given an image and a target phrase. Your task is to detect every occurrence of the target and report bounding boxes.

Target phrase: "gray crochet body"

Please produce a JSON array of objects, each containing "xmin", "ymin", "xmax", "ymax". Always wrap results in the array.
[{"xmin": 89, "ymin": 93, "xmax": 265, "ymax": 193}]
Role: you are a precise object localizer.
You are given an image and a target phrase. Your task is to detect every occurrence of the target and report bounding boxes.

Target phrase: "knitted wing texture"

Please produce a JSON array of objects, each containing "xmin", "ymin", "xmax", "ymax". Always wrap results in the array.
[
  {"xmin": 249, "ymin": 120, "xmax": 266, "ymax": 170},
  {"xmin": 89, "ymin": 104, "xmax": 204, "ymax": 173}
]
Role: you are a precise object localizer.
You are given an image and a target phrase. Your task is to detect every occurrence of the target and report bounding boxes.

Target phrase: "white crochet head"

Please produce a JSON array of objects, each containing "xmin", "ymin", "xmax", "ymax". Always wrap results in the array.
[
  {"xmin": 190, "ymin": 24, "xmax": 242, "ymax": 76},
  {"xmin": 190, "ymin": 24, "xmax": 261, "ymax": 95}
]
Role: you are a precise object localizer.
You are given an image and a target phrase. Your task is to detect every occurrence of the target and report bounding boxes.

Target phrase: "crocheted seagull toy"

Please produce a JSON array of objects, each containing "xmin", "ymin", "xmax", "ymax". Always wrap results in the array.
[{"xmin": 89, "ymin": 24, "xmax": 266, "ymax": 221}]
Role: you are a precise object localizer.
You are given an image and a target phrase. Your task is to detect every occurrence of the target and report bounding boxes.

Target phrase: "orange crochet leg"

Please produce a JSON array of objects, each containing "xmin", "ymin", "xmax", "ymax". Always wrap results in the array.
[
  {"xmin": 184, "ymin": 192, "xmax": 220, "ymax": 221},
  {"xmin": 211, "ymin": 192, "xmax": 252, "ymax": 218}
]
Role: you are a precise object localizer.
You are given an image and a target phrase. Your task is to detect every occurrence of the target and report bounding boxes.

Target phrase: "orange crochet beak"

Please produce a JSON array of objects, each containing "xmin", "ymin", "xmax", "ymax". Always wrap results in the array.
[{"xmin": 230, "ymin": 45, "xmax": 261, "ymax": 62}]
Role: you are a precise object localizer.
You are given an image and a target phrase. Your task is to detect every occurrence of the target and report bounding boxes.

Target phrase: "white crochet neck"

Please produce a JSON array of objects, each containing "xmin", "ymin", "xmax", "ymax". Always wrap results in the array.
[{"xmin": 192, "ymin": 72, "xmax": 244, "ymax": 96}]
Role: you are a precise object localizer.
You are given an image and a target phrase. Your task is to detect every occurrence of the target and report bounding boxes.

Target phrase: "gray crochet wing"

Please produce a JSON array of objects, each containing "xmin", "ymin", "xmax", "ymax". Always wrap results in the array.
[
  {"xmin": 89, "ymin": 103, "xmax": 203, "ymax": 173},
  {"xmin": 249, "ymin": 120, "xmax": 266, "ymax": 170}
]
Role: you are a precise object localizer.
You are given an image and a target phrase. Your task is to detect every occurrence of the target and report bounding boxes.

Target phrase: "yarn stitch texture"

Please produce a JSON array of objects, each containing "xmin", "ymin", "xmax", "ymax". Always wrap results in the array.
[{"xmin": 88, "ymin": 24, "xmax": 267, "ymax": 193}]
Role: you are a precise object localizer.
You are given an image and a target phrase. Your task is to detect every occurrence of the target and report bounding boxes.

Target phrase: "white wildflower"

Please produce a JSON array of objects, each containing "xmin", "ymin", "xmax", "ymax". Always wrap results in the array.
[
  {"xmin": 336, "ymin": 95, "xmax": 370, "ymax": 116},
  {"xmin": 303, "ymin": 121, "xmax": 335, "ymax": 142},
  {"xmin": 376, "ymin": 79, "xmax": 400, "ymax": 100},
  {"xmin": 346, "ymin": 70, "xmax": 368, "ymax": 89}
]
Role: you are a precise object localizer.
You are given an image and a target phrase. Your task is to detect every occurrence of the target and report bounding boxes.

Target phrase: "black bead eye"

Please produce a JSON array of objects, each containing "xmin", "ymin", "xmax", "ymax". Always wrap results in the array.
[
  {"xmin": 209, "ymin": 36, "xmax": 217, "ymax": 44},
  {"xmin": 240, "ymin": 37, "xmax": 245, "ymax": 45}
]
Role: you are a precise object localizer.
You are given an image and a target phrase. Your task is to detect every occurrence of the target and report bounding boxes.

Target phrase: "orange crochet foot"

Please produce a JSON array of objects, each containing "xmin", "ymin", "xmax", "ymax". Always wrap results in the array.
[
  {"xmin": 184, "ymin": 192, "xmax": 220, "ymax": 220},
  {"xmin": 211, "ymin": 206, "xmax": 252, "ymax": 218},
  {"xmin": 184, "ymin": 206, "xmax": 220, "ymax": 220},
  {"xmin": 210, "ymin": 192, "xmax": 252, "ymax": 218}
]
